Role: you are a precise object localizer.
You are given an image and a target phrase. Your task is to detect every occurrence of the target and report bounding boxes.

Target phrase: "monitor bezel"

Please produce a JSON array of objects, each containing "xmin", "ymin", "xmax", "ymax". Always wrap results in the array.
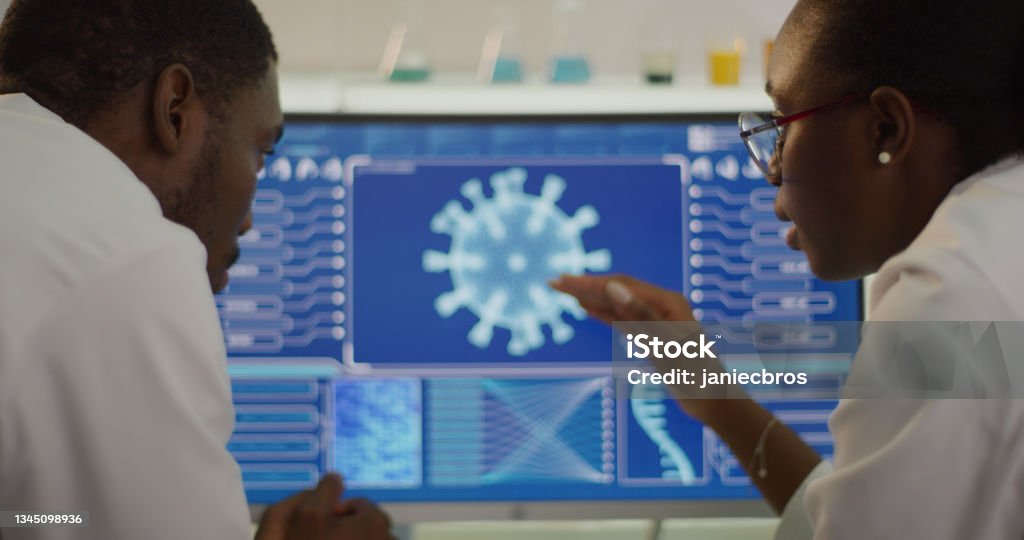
[{"xmin": 285, "ymin": 111, "xmax": 747, "ymax": 125}]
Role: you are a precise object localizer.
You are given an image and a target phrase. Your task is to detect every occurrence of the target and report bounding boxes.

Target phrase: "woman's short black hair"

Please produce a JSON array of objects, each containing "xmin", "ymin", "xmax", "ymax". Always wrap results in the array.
[
  {"xmin": 805, "ymin": 0, "xmax": 1024, "ymax": 178},
  {"xmin": 0, "ymin": 0, "xmax": 277, "ymax": 127}
]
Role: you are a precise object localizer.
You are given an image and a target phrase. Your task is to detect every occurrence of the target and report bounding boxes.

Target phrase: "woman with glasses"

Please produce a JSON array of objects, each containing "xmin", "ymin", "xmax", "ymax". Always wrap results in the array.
[{"xmin": 554, "ymin": 0, "xmax": 1024, "ymax": 538}]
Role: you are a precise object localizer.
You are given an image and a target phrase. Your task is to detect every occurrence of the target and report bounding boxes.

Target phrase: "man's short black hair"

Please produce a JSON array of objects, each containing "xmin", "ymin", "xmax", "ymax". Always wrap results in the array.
[{"xmin": 0, "ymin": 0, "xmax": 277, "ymax": 128}]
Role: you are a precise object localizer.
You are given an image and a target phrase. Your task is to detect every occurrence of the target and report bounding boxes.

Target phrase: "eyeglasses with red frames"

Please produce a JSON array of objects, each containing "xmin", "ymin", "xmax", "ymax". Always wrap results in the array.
[{"xmin": 738, "ymin": 94, "xmax": 862, "ymax": 177}]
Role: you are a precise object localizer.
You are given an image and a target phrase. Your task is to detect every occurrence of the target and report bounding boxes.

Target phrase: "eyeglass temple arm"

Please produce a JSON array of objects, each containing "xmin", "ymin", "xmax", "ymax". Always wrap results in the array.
[
  {"xmin": 740, "ymin": 94, "xmax": 862, "ymax": 139},
  {"xmin": 741, "ymin": 94, "xmax": 943, "ymax": 140},
  {"xmin": 775, "ymin": 94, "xmax": 862, "ymax": 127}
]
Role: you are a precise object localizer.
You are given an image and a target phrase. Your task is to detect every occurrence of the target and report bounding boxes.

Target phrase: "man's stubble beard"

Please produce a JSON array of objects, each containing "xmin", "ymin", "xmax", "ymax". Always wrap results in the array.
[{"xmin": 163, "ymin": 136, "xmax": 232, "ymax": 287}]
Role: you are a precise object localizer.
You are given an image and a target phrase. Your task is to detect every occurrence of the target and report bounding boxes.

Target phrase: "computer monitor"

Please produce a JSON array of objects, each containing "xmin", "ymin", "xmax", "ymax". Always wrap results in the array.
[{"xmin": 218, "ymin": 114, "xmax": 861, "ymax": 518}]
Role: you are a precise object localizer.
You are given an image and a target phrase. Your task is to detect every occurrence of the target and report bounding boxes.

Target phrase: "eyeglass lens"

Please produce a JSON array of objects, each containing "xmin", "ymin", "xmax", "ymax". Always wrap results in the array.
[{"xmin": 739, "ymin": 112, "xmax": 779, "ymax": 177}]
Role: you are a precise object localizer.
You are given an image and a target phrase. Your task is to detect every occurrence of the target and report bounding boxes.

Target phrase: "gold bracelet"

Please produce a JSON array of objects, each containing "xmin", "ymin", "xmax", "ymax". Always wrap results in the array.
[{"xmin": 750, "ymin": 417, "xmax": 781, "ymax": 479}]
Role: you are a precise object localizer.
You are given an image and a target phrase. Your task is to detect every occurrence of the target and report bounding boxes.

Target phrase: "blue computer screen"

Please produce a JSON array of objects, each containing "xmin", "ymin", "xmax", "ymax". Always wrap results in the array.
[{"xmin": 219, "ymin": 117, "xmax": 860, "ymax": 504}]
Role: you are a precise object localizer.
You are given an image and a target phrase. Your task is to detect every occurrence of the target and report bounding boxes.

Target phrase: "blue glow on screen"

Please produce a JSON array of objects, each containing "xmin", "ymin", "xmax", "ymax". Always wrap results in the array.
[{"xmin": 219, "ymin": 118, "xmax": 859, "ymax": 504}]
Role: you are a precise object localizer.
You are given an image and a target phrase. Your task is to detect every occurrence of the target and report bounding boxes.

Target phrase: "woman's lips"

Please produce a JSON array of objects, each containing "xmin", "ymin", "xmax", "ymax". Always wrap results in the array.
[{"xmin": 785, "ymin": 226, "xmax": 801, "ymax": 250}]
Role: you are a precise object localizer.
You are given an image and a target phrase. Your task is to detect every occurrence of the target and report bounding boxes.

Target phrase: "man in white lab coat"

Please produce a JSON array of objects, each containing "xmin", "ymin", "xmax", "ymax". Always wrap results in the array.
[{"xmin": 0, "ymin": 1, "xmax": 391, "ymax": 539}]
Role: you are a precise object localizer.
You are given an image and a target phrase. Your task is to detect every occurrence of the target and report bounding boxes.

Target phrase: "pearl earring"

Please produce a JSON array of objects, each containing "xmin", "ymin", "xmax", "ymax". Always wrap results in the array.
[{"xmin": 878, "ymin": 151, "xmax": 892, "ymax": 165}]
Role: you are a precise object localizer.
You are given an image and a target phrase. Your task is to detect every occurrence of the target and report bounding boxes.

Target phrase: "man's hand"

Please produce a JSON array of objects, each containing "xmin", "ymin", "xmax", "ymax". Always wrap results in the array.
[
  {"xmin": 255, "ymin": 474, "xmax": 394, "ymax": 540},
  {"xmin": 551, "ymin": 274, "xmax": 695, "ymax": 323},
  {"xmin": 333, "ymin": 498, "xmax": 395, "ymax": 539}
]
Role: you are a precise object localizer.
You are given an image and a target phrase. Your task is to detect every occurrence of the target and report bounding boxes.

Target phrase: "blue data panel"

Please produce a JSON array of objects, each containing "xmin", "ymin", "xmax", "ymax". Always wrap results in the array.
[
  {"xmin": 218, "ymin": 118, "xmax": 861, "ymax": 505},
  {"xmin": 218, "ymin": 155, "xmax": 346, "ymax": 360},
  {"xmin": 619, "ymin": 383, "xmax": 834, "ymax": 495},
  {"xmin": 333, "ymin": 378, "xmax": 422, "ymax": 488},
  {"xmin": 332, "ymin": 377, "xmax": 835, "ymax": 502},
  {"xmin": 230, "ymin": 379, "xmax": 331, "ymax": 503},
  {"xmin": 349, "ymin": 160, "xmax": 683, "ymax": 367}
]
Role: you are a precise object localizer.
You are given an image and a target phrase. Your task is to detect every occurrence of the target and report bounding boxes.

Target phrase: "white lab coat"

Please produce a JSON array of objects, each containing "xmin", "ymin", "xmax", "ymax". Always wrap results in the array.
[
  {"xmin": 0, "ymin": 94, "xmax": 252, "ymax": 539},
  {"xmin": 775, "ymin": 158, "xmax": 1024, "ymax": 539}
]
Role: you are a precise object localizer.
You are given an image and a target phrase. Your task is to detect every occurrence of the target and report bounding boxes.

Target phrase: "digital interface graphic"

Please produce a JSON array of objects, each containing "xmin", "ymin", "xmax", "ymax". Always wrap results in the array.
[
  {"xmin": 626, "ymin": 383, "xmax": 700, "ymax": 486},
  {"xmin": 333, "ymin": 378, "xmax": 422, "ymax": 488},
  {"xmin": 422, "ymin": 168, "xmax": 611, "ymax": 356},
  {"xmin": 218, "ymin": 118, "xmax": 861, "ymax": 504},
  {"xmin": 229, "ymin": 379, "xmax": 331, "ymax": 495},
  {"xmin": 427, "ymin": 378, "xmax": 612, "ymax": 489},
  {"xmin": 347, "ymin": 159, "xmax": 682, "ymax": 368}
]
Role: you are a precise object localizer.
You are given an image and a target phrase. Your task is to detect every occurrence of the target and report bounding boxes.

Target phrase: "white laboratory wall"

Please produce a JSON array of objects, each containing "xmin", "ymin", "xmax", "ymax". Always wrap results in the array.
[
  {"xmin": 0, "ymin": 0, "xmax": 797, "ymax": 84},
  {"xmin": 253, "ymin": 0, "xmax": 797, "ymax": 83}
]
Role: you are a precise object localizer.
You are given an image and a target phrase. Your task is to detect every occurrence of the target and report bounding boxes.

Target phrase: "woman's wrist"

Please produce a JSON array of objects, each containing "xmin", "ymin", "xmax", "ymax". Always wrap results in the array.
[{"xmin": 681, "ymin": 396, "xmax": 818, "ymax": 514}]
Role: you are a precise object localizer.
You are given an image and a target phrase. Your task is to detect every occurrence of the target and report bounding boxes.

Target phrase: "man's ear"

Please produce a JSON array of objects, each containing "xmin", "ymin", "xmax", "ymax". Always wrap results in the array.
[
  {"xmin": 867, "ymin": 86, "xmax": 916, "ymax": 166},
  {"xmin": 151, "ymin": 63, "xmax": 198, "ymax": 155}
]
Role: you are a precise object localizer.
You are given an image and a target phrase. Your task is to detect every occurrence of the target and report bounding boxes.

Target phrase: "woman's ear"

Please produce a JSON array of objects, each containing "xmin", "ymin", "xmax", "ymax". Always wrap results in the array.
[
  {"xmin": 150, "ymin": 63, "xmax": 197, "ymax": 155},
  {"xmin": 867, "ymin": 86, "xmax": 916, "ymax": 166}
]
